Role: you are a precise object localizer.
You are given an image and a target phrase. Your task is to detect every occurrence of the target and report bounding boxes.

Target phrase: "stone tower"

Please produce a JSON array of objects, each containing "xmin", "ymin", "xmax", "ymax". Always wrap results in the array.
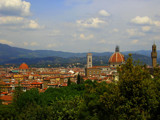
[
  {"xmin": 151, "ymin": 43, "xmax": 157, "ymax": 67},
  {"xmin": 87, "ymin": 53, "xmax": 92, "ymax": 68}
]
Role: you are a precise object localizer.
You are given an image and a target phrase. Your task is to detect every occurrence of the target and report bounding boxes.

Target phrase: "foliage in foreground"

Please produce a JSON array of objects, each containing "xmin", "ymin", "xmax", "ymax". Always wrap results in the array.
[{"xmin": 1, "ymin": 55, "xmax": 160, "ymax": 120}]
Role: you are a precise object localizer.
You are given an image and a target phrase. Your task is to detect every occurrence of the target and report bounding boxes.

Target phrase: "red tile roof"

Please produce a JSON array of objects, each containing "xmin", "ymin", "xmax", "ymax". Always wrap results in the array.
[
  {"xmin": 0, "ymin": 95, "xmax": 12, "ymax": 101},
  {"xmin": 31, "ymin": 82, "xmax": 43, "ymax": 85},
  {"xmin": 19, "ymin": 63, "xmax": 29, "ymax": 69},
  {"xmin": 109, "ymin": 52, "xmax": 125, "ymax": 63}
]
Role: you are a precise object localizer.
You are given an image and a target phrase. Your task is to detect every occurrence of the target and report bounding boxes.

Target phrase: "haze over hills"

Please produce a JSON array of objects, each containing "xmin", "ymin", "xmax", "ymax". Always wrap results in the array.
[{"xmin": 0, "ymin": 43, "xmax": 159, "ymax": 65}]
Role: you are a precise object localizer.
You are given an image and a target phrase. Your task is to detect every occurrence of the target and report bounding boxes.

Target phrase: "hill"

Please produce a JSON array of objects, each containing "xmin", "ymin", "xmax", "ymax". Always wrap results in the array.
[
  {"xmin": 0, "ymin": 43, "xmax": 159, "ymax": 66},
  {"xmin": 2, "ymin": 53, "xmax": 158, "ymax": 67}
]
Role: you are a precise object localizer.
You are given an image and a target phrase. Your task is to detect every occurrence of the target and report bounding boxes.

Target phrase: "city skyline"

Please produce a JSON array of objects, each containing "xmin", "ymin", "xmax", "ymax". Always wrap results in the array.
[{"xmin": 0, "ymin": 0, "xmax": 160, "ymax": 53}]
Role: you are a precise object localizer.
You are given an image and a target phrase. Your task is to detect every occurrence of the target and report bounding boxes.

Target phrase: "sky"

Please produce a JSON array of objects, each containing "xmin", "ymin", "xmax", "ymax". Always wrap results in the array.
[{"xmin": 0, "ymin": 0, "xmax": 160, "ymax": 53}]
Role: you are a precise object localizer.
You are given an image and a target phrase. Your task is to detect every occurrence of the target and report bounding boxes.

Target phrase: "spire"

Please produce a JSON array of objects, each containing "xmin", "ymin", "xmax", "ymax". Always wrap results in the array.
[
  {"xmin": 115, "ymin": 46, "xmax": 119, "ymax": 52},
  {"xmin": 152, "ymin": 41, "xmax": 156, "ymax": 48}
]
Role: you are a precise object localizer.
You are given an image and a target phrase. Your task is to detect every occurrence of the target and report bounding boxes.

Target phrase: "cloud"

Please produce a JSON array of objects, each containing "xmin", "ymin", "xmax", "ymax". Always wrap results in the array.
[
  {"xmin": 131, "ymin": 16, "xmax": 152, "ymax": 25},
  {"xmin": 30, "ymin": 42, "xmax": 38, "ymax": 46},
  {"xmin": 99, "ymin": 10, "xmax": 110, "ymax": 16},
  {"xmin": 153, "ymin": 36, "xmax": 160, "ymax": 40},
  {"xmin": 48, "ymin": 30, "xmax": 62, "ymax": 36},
  {"xmin": 0, "ymin": 0, "xmax": 31, "ymax": 16},
  {"xmin": 154, "ymin": 21, "xmax": 160, "ymax": 26},
  {"xmin": 65, "ymin": 0, "xmax": 94, "ymax": 6},
  {"xmin": 47, "ymin": 44, "xmax": 57, "ymax": 48},
  {"xmin": 141, "ymin": 26, "xmax": 151, "ymax": 32},
  {"xmin": 80, "ymin": 34, "xmax": 94, "ymax": 40},
  {"xmin": 23, "ymin": 20, "xmax": 41, "ymax": 29},
  {"xmin": 98, "ymin": 39, "xmax": 106, "ymax": 44},
  {"xmin": 0, "ymin": 39, "xmax": 14, "ymax": 45},
  {"xmin": 0, "ymin": 16, "xmax": 24, "ymax": 25},
  {"xmin": 0, "ymin": 0, "xmax": 41, "ymax": 30},
  {"xmin": 77, "ymin": 17, "xmax": 106, "ymax": 28},
  {"xmin": 131, "ymin": 16, "xmax": 160, "ymax": 26},
  {"xmin": 23, "ymin": 42, "xmax": 28, "ymax": 46},
  {"xmin": 127, "ymin": 28, "xmax": 145, "ymax": 37},
  {"xmin": 0, "ymin": 16, "xmax": 42, "ymax": 29},
  {"xmin": 131, "ymin": 39, "xmax": 139, "ymax": 44},
  {"xmin": 110, "ymin": 28, "xmax": 119, "ymax": 33}
]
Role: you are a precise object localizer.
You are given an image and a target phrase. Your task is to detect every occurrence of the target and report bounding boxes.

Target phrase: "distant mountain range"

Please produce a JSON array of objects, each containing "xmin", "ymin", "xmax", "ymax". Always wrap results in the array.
[{"xmin": 0, "ymin": 43, "xmax": 159, "ymax": 66}]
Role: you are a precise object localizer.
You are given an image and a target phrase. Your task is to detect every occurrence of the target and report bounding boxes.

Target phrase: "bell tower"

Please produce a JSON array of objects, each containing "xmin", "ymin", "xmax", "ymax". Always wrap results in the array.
[
  {"xmin": 151, "ymin": 43, "xmax": 157, "ymax": 67},
  {"xmin": 87, "ymin": 53, "xmax": 92, "ymax": 68}
]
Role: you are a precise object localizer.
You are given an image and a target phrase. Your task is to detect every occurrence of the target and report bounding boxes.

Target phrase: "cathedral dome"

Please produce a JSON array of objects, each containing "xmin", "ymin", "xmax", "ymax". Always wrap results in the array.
[
  {"xmin": 109, "ymin": 52, "xmax": 125, "ymax": 64},
  {"xmin": 109, "ymin": 46, "xmax": 125, "ymax": 65},
  {"xmin": 19, "ymin": 63, "xmax": 29, "ymax": 70}
]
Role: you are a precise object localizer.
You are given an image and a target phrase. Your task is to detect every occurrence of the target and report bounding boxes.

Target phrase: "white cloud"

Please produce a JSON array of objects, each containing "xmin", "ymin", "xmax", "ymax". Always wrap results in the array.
[
  {"xmin": 131, "ymin": 16, "xmax": 160, "ymax": 26},
  {"xmin": 0, "ymin": 39, "xmax": 14, "ymax": 45},
  {"xmin": 77, "ymin": 18, "xmax": 106, "ymax": 28},
  {"xmin": 141, "ymin": 26, "xmax": 151, "ymax": 32},
  {"xmin": 153, "ymin": 36, "xmax": 160, "ymax": 40},
  {"xmin": 131, "ymin": 16, "xmax": 152, "ymax": 25},
  {"xmin": 23, "ymin": 20, "xmax": 41, "ymax": 29},
  {"xmin": 48, "ymin": 30, "xmax": 61, "ymax": 36},
  {"xmin": 23, "ymin": 42, "xmax": 28, "ymax": 46},
  {"xmin": 30, "ymin": 42, "xmax": 38, "ymax": 46},
  {"xmin": 154, "ymin": 21, "xmax": 160, "ymax": 26},
  {"xmin": 111, "ymin": 28, "xmax": 119, "ymax": 33},
  {"xmin": 127, "ymin": 28, "xmax": 145, "ymax": 37},
  {"xmin": 0, "ymin": 16, "xmax": 42, "ymax": 29},
  {"xmin": 98, "ymin": 39, "xmax": 106, "ymax": 44},
  {"xmin": 131, "ymin": 39, "xmax": 139, "ymax": 44},
  {"xmin": 0, "ymin": 16, "xmax": 24, "ymax": 24},
  {"xmin": 99, "ymin": 10, "xmax": 110, "ymax": 16},
  {"xmin": 80, "ymin": 34, "xmax": 94, "ymax": 40},
  {"xmin": 0, "ymin": 0, "xmax": 31, "ymax": 16},
  {"xmin": 72, "ymin": 34, "xmax": 77, "ymax": 38},
  {"xmin": 47, "ymin": 44, "xmax": 57, "ymax": 48}
]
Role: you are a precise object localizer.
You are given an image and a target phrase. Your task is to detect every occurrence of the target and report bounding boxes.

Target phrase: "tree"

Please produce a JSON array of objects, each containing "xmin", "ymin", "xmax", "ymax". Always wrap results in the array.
[
  {"xmin": 14, "ymin": 88, "xmax": 40, "ymax": 112},
  {"xmin": 116, "ymin": 54, "xmax": 158, "ymax": 119},
  {"xmin": 77, "ymin": 74, "xmax": 81, "ymax": 84},
  {"xmin": 153, "ymin": 64, "xmax": 160, "ymax": 81},
  {"xmin": 13, "ymin": 81, "xmax": 23, "ymax": 103},
  {"xmin": 67, "ymin": 77, "xmax": 71, "ymax": 86}
]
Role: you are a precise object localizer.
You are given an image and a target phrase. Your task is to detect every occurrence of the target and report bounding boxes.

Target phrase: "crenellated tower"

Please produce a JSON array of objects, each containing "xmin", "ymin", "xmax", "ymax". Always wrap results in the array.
[{"xmin": 151, "ymin": 43, "xmax": 157, "ymax": 67}]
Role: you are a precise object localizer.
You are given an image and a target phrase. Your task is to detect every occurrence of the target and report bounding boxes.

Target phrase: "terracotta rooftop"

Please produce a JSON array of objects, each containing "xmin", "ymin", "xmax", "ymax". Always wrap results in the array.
[{"xmin": 19, "ymin": 63, "xmax": 29, "ymax": 70}]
